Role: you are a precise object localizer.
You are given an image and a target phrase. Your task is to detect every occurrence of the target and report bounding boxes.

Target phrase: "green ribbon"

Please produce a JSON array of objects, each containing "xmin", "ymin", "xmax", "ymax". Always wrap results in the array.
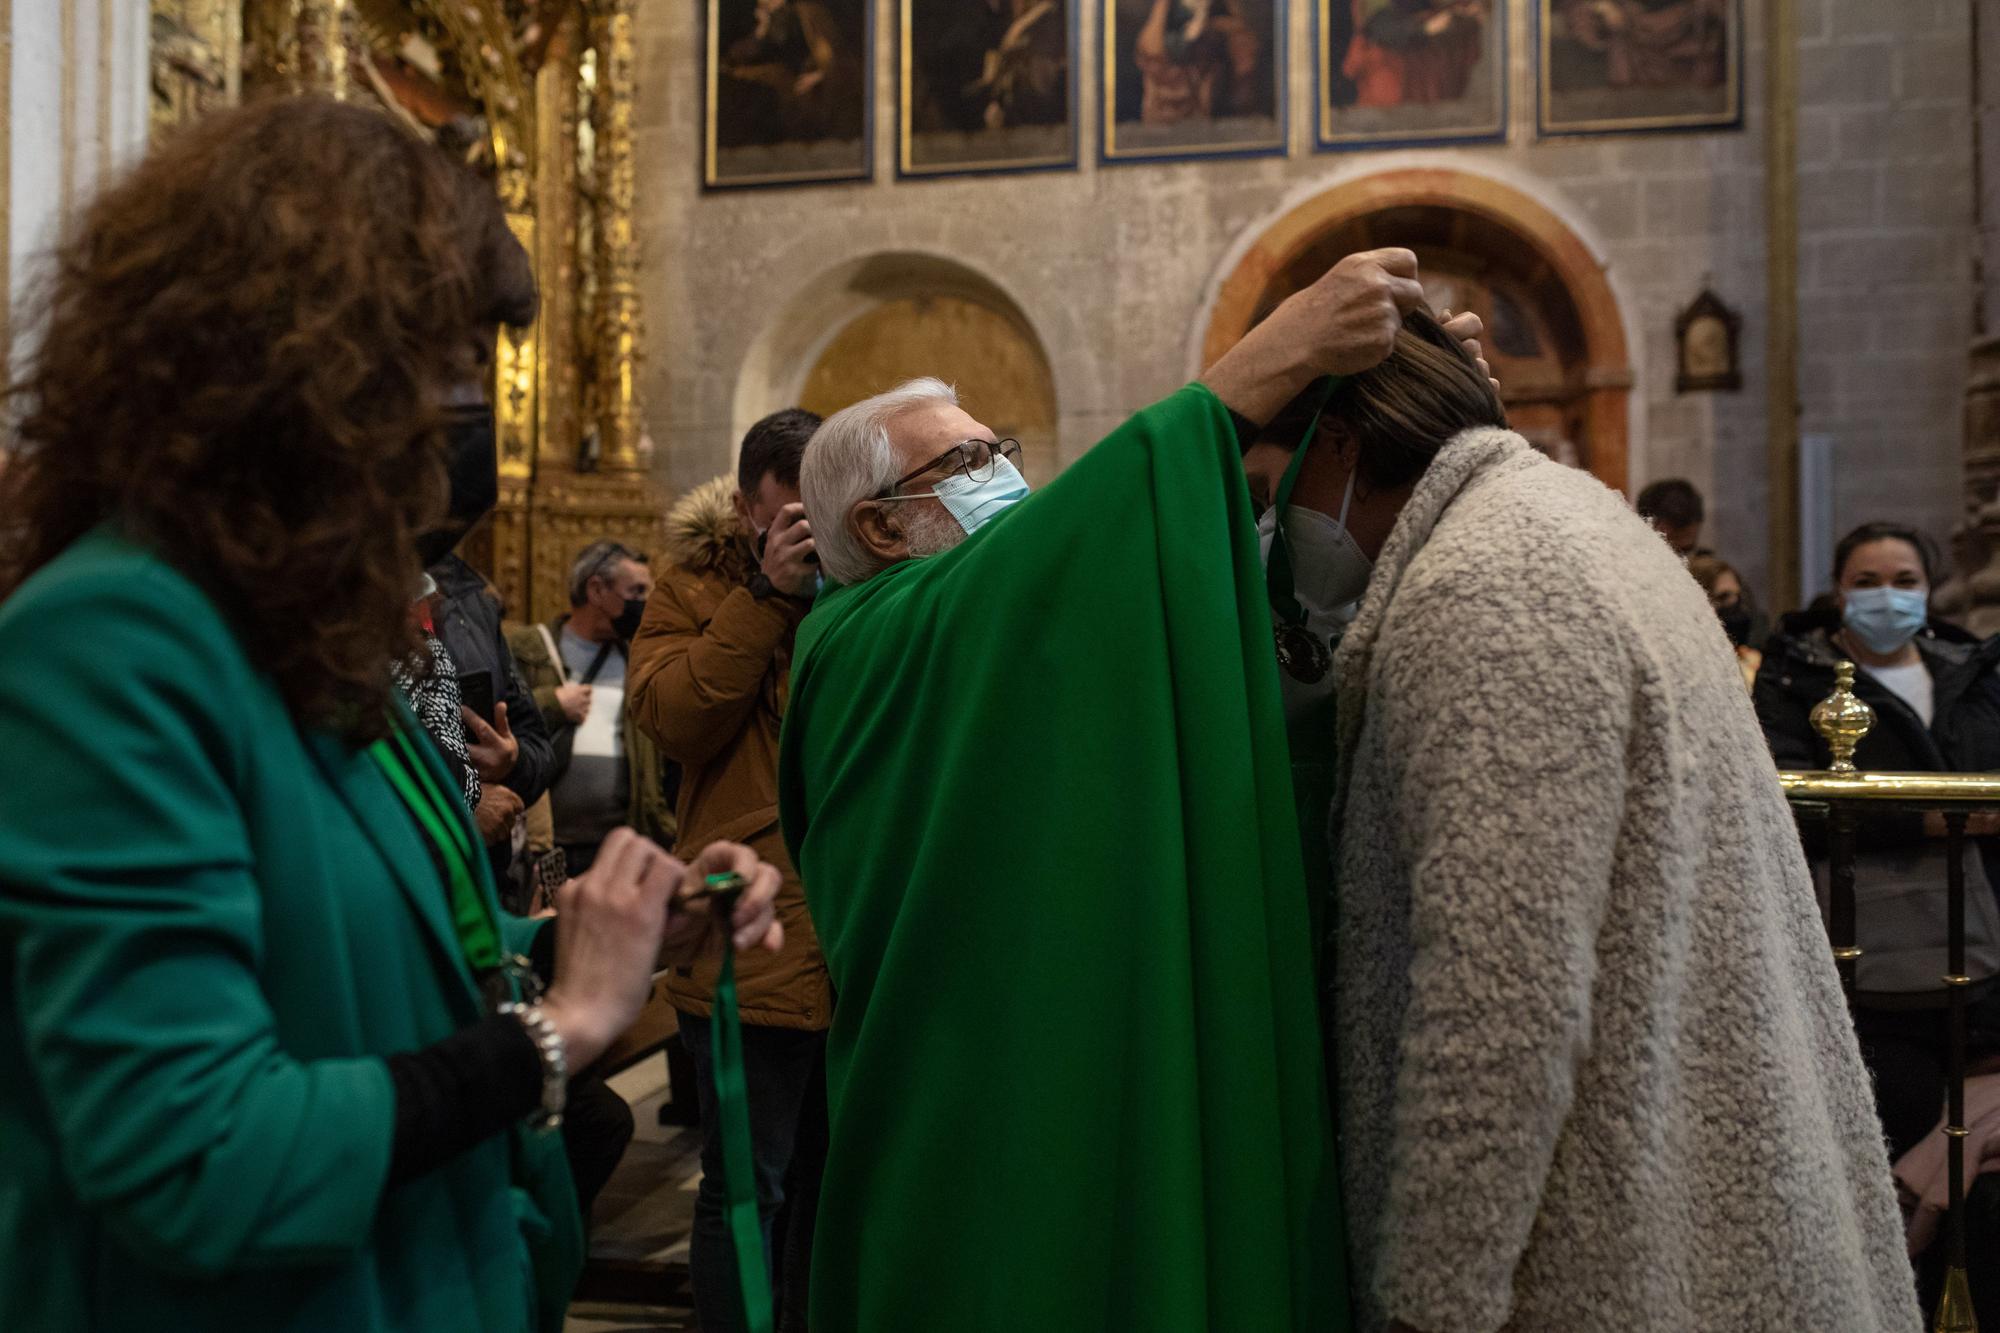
[
  {"xmin": 708, "ymin": 882, "xmax": 775, "ymax": 1333},
  {"xmin": 370, "ymin": 727, "xmax": 500, "ymax": 974},
  {"xmin": 1263, "ymin": 376, "xmax": 1343, "ymax": 631}
]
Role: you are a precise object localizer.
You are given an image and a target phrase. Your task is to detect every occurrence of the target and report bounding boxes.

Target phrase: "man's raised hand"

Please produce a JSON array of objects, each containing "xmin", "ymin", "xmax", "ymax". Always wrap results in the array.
[
  {"xmin": 1200, "ymin": 247, "xmax": 1430, "ymax": 426},
  {"xmin": 1286, "ymin": 247, "xmax": 1428, "ymax": 378}
]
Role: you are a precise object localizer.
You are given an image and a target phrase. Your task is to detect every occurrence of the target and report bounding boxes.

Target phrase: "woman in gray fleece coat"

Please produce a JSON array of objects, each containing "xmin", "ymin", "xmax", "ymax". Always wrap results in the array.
[{"xmin": 1301, "ymin": 314, "xmax": 1920, "ymax": 1332}]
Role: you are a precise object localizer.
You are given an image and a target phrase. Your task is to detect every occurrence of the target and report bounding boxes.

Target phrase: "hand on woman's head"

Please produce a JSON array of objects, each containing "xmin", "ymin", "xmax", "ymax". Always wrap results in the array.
[{"xmin": 1437, "ymin": 307, "xmax": 1500, "ymax": 395}]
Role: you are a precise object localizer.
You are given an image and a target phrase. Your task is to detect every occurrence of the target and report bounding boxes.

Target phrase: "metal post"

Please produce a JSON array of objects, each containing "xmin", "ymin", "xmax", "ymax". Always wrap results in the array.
[
  {"xmin": 1829, "ymin": 804, "xmax": 1859, "ymax": 1003},
  {"xmin": 1935, "ymin": 813, "xmax": 1976, "ymax": 1333}
]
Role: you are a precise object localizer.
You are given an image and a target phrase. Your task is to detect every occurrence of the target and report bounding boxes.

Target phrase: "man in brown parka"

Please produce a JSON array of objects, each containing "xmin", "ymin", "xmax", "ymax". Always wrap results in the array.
[{"xmin": 627, "ymin": 408, "xmax": 829, "ymax": 1333}]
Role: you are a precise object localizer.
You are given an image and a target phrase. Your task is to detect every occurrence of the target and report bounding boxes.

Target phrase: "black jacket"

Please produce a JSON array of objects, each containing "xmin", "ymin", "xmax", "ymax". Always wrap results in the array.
[
  {"xmin": 428, "ymin": 554, "xmax": 554, "ymax": 807},
  {"xmin": 1753, "ymin": 620, "xmax": 2000, "ymax": 855}
]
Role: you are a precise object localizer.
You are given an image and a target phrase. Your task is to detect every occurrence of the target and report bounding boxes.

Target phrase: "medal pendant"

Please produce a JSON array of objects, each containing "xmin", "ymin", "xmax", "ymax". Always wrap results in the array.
[{"xmin": 1275, "ymin": 622, "xmax": 1331, "ymax": 684}]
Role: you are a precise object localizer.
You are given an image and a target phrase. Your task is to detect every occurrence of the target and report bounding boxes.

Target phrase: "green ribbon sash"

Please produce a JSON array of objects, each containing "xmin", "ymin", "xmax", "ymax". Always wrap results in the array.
[
  {"xmin": 707, "ymin": 880, "xmax": 775, "ymax": 1333},
  {"xmin": 370, "ymin": 727, "xmax": 500, "ymax": 974},
  {"xmin": 1264, "ymin": 375, "xmax": 1342, "ymax": 633}
]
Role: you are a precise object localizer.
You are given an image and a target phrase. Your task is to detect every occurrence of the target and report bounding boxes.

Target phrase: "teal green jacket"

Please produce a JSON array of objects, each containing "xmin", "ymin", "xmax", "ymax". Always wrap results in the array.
[{"xmin": 0, "ymin": 531, "xmax": 583, "ymax": 1331}]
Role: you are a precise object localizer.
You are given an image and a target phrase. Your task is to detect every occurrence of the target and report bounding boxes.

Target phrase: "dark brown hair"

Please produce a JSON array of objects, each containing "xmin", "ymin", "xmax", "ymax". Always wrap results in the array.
[
  {"xmin": 0, "ymin": 96, "xmax": 534, "ymax": 741},
  {"xmin": 1686, "ymin": 554, "xmax": 1740, "ymax": 599},
  {"xmin": 1258, "ymin": 309, "xmax": 1508, "ymax": 491},
  {"xmin": 1833, "ymin": 521, "xmax": 1937, "ymax": 587},
  {"xmin": 737, "ymin": 407, "xmax": 822, "ymax": 492},
  {"xmin": 1637, "ymin": 478, "xmax": 1704, "ymax": 527},
  {"xmin": 1331, "ymin": 309, "xmax": 1509, "ymax": 491}
]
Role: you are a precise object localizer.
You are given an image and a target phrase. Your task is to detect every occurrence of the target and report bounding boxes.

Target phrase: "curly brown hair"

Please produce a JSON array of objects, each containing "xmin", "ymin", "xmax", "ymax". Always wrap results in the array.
[{"xmin": 0, "ymin": 95, "xmax": 534, "ymax": 742}]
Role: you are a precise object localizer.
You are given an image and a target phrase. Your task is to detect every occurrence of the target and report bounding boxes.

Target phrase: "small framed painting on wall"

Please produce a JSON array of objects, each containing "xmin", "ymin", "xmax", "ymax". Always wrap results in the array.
[
  {"xmin": 1102, "ymin": 0, "xmax": 1288, "ymax": 163},
  {"xmin": 900, "ymin": 0, "xmax": 1080, "ymax": 177},
  {"xmin": 1316, "ymin": 0, "xmax": 1507, "ymax": 151},
  {"xmin": 705, "ymin": 0, "xmax": 873, "ymax": 189},
  {"xmin": 1537, "ymin": 0, "xmax": 1742, "ymax": 137}
]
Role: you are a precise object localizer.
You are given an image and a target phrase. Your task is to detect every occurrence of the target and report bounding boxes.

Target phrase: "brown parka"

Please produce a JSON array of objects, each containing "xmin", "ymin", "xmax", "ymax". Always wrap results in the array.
[{"xmin": 627, "ymin": 476, "xmax": 830, "ymax": 1030}]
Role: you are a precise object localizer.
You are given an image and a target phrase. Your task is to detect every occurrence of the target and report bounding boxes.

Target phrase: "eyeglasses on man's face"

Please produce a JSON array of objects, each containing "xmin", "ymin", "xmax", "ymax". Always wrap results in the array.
[{"xmin": 879, "ymin": 437, "xmax": 1023, "ymax": 499}]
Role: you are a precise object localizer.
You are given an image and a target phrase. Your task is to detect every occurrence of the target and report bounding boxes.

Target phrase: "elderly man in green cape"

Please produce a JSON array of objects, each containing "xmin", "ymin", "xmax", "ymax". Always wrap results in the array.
[{"xmin": 778, "ymin": 250, "xmax": 1481, "ymax": 1332}]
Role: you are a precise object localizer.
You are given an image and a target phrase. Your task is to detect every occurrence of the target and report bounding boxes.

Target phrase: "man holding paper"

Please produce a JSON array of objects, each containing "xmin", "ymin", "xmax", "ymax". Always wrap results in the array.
[{"xmin": 509, "ymin": 539, "xmax": 679, "ymax": 879}]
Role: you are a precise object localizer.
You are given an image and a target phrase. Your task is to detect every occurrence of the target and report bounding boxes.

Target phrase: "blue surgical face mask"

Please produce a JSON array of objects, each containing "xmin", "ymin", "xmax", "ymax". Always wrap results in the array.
[
  {"xmin": 931, "ymin": 455, "xmax": 1030, "ymax": 536},
  {"xmin": 1843, "ymin": 585, "xmax": 1928, "ymax": 655}
]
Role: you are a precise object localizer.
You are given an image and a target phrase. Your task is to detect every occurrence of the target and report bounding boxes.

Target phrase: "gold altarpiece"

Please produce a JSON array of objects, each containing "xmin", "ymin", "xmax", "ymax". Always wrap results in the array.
[{"xmin": 150, "ymin": 0, "xmax": 666, "ymax": 623}]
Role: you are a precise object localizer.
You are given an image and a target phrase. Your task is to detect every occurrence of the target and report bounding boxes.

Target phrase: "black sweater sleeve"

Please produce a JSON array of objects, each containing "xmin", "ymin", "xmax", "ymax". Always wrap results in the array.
[
  {"xmin": 1227, "ymin": 408, "xmax": 1259, "ymax": 457},
  {"xmin": 384, "ymin": 921, "xmax": 564, "ymax": 1186},
  {"xmin": 384, "ymin": 1017, "xmax": 543, "ymax": 1186}
]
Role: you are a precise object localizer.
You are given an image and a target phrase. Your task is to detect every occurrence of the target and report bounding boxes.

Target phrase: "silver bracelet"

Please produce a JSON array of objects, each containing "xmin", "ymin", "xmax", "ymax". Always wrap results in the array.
[{"xmin": 500, "ymin": 1000, "xmax": 568, "ymax": 1132}]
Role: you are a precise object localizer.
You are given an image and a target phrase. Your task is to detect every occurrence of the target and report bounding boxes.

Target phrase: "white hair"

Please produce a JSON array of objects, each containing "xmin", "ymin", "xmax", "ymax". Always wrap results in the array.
[{"xmin": 800, "ymin": 377, "xmax": 959, "ymax": 586}]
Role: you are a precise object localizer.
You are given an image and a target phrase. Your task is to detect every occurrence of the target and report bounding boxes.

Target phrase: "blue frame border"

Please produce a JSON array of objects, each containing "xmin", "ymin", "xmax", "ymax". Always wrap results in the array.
[
  {"xmin": 1311, "ymin": 0, "xmax": 1509, "ymax": 154},
  {"xmin": 1098, "ymin": 0, "xmax": 1291, "ymax": 166},
  {"xmin": 1532, "ymin": 0, "xmax": 1744, "ymax": 139},
  {"xmin": 701, "ymin": 0, "xmax": 877, "ymax": 192},
  {"xmin": 896, "ymin": 0, "xmax": 1083, "ymax": 180}
]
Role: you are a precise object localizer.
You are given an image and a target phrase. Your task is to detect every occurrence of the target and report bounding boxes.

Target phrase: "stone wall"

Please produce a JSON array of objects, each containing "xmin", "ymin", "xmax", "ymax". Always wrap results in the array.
[
  {"xmin": 632, "ymin": 0, "xmax": 1977, "ymax": 608},
  {"xmin": 1795, "ymin": 0, "xmax": 1975, "ymax": 592}
]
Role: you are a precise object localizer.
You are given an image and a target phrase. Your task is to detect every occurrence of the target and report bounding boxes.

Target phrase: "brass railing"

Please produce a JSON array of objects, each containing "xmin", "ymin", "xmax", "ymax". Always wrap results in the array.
[{"xmin": 1779, "ymin": 662, "xmax": 1986, "ymax": 1333}]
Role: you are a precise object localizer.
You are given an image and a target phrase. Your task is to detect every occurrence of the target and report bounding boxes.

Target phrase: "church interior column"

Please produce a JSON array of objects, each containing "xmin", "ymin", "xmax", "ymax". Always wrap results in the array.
[{"xmin": 587, "ymin": 0, "xmax": 642, "ymax": 474}]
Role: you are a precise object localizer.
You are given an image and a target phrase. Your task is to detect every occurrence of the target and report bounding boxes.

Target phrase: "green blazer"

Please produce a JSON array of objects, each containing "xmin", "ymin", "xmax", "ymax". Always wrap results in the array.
[{"xmin": 0, "ymin": 531, "xmax": 583, "ymax": 1332}]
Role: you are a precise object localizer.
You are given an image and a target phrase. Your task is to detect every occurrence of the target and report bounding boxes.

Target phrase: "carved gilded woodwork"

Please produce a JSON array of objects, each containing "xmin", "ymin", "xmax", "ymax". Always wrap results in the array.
[
  {"xmin": 415, "ymin": 0, "xmax": 533, "ymax": 210},
  {"xmin": 156, "ymin": 0, "xmax": 665, "ymax": 623},
  {"xmin": 152, "ymin": 0, "xmax": 242, "ymax": 135},
  {"xmin": 585, "ymin": 0, "xmax": 641, "ymax": 474},
  {"xmin": 533, "ymin": 34, "xmax": 582, "ymax": 473},
  {"xmin": 497, "ymin": 210, "xmax": 541, "ymax": 487}
]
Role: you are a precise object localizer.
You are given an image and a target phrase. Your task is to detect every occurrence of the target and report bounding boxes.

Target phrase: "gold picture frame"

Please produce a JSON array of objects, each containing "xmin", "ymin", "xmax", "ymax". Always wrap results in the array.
[
  {"xmin": 1316, "ymin": 0, "xmax": 1507, "ymax": 150},
  {"xmin": 1536, "ymin": 0, "xmax": 1742, "ymax": 137},
  {"xmin": 705, "ymin": 0, "xmax": 873, "ymax": 189},
  {"xmin": 899, "ymin": 0, "xmax": 1079, "ymax": 178},
  {"xmin": 1102, "ymin": 0, "xmax": 1287, "ymax": 163}
]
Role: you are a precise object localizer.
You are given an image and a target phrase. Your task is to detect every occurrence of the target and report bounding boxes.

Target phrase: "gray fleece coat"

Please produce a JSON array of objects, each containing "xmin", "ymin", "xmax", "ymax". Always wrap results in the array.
[{"xmin": 1331, "ymin": 429, "xmax": 1920, "ymax": 1333}]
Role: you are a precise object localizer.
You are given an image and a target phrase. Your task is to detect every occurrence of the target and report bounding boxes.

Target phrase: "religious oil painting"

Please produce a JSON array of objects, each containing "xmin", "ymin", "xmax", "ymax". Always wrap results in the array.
[
  {"xmin": 1103, "ymin": 0, "xmax": 1286, "ymax": 162},
  {"xmin": 706, "ymin": 0, "xmax": 872, "ymax": 189},
  {"xmin": 901, "ymin": 0, "xmax": 1078, "ymax": 177},
  {"xmin": 1538, "ymin": 0, "xmax": 1741, "ymax": 136},
  {"xmin": 1317, "ymin": 0, "xmax": 1506, "ymax": 149}
]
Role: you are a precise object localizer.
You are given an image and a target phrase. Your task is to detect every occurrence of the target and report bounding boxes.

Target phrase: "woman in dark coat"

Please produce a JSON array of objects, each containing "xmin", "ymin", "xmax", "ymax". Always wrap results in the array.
[{"xmin": 1754, "ymin": 521, "xmax": 2000, "ymax": 1159}]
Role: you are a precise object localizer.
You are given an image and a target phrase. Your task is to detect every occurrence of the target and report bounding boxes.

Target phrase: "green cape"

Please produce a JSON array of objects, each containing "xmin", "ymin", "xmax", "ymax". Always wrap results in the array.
[{"xmin": 779, "ymin": 383, "xmax": 1346, "ymax": 1331}]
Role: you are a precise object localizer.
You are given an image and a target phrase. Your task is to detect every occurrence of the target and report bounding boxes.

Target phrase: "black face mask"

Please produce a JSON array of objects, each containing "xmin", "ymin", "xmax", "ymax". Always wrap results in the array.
[
  {"xmin": 613, "ymin": 596, "xmax": 646, "ymax": 641},
  {"xmin": 1718, "ymin": 604, "xmax": 1753, "ymax": 648},
  {"xmin": 417, "ymin": 404, "xmax": 499, "ymax": 567}
]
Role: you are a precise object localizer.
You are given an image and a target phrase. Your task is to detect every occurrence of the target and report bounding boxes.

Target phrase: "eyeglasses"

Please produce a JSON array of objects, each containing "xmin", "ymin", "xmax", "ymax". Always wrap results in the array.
[{"xmin": 879, "ymin": 438, "xmax": 1023, "ymax": 499}]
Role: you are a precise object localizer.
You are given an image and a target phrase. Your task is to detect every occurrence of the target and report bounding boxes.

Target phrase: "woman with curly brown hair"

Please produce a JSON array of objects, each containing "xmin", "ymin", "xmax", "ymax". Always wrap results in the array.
[{"xmin": 0, "ymin": 97, "xmax": 782, "ymax": 1333}]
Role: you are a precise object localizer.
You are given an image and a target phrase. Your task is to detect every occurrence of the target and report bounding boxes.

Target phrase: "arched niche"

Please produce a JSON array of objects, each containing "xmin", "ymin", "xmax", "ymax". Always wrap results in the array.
[
  {"xmin": 734, "ymin": 253, "xmax": 1060, "ymax": 484},
  {"xmin": 1200, "ymin": 169, "xmax": 1634, "ymax": 493}
]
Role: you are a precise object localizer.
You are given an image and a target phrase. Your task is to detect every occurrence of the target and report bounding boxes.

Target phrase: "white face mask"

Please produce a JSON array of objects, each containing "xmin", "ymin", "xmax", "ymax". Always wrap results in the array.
[{"xmin": 1259, "ymin": 471, "xmax": 1373, "ymax": 625}]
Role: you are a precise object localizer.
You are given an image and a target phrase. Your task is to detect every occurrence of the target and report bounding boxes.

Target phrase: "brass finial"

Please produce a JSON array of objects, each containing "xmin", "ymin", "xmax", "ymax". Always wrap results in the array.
[
  {"xmin": 1811, "ymin": 661, "xmax": 1876, "ymax": 774},
  {"xmin": 1933, "ymin": 1264, "xmax": 1977, "ymax": 1332}
]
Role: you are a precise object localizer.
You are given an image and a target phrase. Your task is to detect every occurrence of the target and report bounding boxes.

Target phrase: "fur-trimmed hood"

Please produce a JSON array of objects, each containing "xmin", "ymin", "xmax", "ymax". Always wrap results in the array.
[{"xmin": 664, "ymin": 475, "xmax": 755, "ymax": 580}]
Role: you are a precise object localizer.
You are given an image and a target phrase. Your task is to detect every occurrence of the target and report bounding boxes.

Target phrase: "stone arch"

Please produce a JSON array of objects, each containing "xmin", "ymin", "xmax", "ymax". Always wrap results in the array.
[
  {"xmin": 733, "ymin": 253, "xmax": 1061, "ymax": 484},
  {"xmin": 1198, "ymin": 168, "xmax": 1635, "ymax": 493}
]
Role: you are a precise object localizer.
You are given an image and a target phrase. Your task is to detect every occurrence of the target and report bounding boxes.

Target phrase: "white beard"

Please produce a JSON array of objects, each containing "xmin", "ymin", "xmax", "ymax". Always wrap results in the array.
[{"xmin": 901, "ymin": 502, "xmax": 967, "ymax": 560}]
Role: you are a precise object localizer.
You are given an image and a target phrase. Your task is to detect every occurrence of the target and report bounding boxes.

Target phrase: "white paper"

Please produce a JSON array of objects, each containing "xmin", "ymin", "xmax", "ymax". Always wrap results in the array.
[{"xmin": 572, "ymin": 685, "xmax": 623, "ymax": 759}]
